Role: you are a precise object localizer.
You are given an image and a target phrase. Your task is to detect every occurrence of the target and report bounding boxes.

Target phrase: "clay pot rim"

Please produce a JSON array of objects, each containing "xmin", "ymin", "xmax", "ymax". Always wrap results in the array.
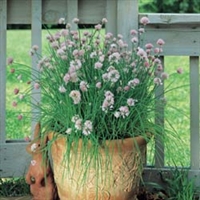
[{"xmin": 47, "ymin": 131, "xmax": 151, "ymax": 152}]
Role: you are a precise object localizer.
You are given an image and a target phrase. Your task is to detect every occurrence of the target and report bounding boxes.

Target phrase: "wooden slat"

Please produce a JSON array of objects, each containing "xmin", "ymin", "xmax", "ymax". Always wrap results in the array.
[
  {"xmin": 0, "ymin": 143, "xmax": 31, "ymax": 177},
  {"xmin": 42, "ymin": 0, "xmax": 67, "ymax": 24},
  {"xmin": 155, "ymin": 57, "xmax": 165, "ymax": 168},
  {"xmin": 140, "ymin": 13, "xmax": 200, "ymax": 24},
  {"xmin": 105, "ymin": 0, "xmax": 117, "ymax": 35},
  {"xmin": 78, "ymin": 0, "xmax": 106, "ymax": 24},
  {"xmin": 6, "ymin": 1, "xmax": 200, "ymax": 56},
  {"xmin": 7, "ymin": 0, "xmax": 106, "ymax": 25},
  {"xmin": 0, "ymin": 0, "xmax": 7, "ymax": 143},
  {"xmin": 117, "ymin": 0, "xmax": 138, "ymax": 46},
  {"xmin": 7, "ymin": 1, "xmax": 200, "ymax": 25},
  {"xmin": 140, "ymin": 13, "xmax": 200, "ymax": 56},
  {"xmin": 7, "ymin": 0, "xmax": 67, "ymax": 24},
  {"xmin": 31, "ymin": 0, "xmax": 42, "ymax": 135},
  {"xmin": 6, "ymin": 1, "xmax": 200, "ymax": 25},
  {"xmin": 190, "ymin": 56, "xmax": 200, "ymax": 170},
  {"xmin": 7, "ymin": 0, "xmax": 31, "ymax": 24},
  {"xmin": 67, "ymin": 0, "xmax": 78, "ymax": 29},
  {"xmin": 143, "ymin": 26, "xmax": 200, "ymax": 56}
]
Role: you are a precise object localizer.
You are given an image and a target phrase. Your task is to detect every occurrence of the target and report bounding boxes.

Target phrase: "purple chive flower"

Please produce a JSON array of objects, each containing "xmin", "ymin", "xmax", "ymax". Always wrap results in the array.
[
  {"xmin": 59, "ymin": 85, "xmax": 66, "ymax": 93},
  {"xmin": 130, "ymin": 29, "xmax": 138, "ymax": 35},
  {"xmin": 58, "ymin": 18, "xmax": 65, "ymax": 24},
  {"xmin": 34, "ymin": 83, "xmax": 40, "ymax": 89},
  {"xmin": 102, "ymin": 18, "xmax": 108, "ymax": 24},
  {"xmin": 7, "ymin": 57, "xmax": 14, "ymax": 65},
  {"xmin": 12, "ymin": 101, "xmax": 17, "ymax": 107},
  {"xmin": 10, "ymin": 68, "xmax": 15, "ymax": 73},
  {"xmin": 69, "ymin": 90, "xmax": 81, "ymax": 104},
  {"xmin": 14, "ymin": 88, "xmax": 19, "ymax": 95},
  {"xmin": 95, "ymin": 24, "xmax": 102, "ymax": 30},
  {"xmin": 140, "ymin": 16, "xmax": 150, "ymax": 25},
  {"xmin": 32, "ymin": 45, "xmax": 39, "ymax": 51},
  {"xmin": 72, "ymin": 18, "xmax": 79, "ymax": 24},
  {"xmin": 17, "ymin": 114, "xmax": 23, "ymax": 120},
  {"xmin": 145, "ymin": 43, "xmax": 154, "ymax": 49},
  {"xmin": 24, "ymin": 136, "xmax": 31, "ymax": 142},
  {"xmin": 157, "ymin": 39, "xmax": 165, "ymax": 46},
  {"xmin": 177, "ymin": 67, "xmax": 183, "ymax": 74}
]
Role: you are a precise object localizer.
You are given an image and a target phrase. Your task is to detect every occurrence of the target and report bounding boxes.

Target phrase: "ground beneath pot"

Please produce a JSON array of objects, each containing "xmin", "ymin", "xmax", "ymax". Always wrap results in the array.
[
  {"xmin": 0, "ymin": 192, "xmax": 167, "ymax": 200},
  {"xmin": 1, "ymin": 196, "xmax": 32, "ymax": 200},
  {"xmin": 0, "ymin": 195, "xmax": 164, "ymax": 200},
  {"xmin": 137, "ymin": 189, "xmax": 167, "ymax": 200}
]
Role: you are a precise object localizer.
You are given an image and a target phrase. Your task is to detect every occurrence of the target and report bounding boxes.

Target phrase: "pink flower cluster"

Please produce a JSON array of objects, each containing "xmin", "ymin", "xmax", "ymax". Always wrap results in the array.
[
  {"xmin": 72, "ymin": 115, "xmax": 93, "ymax": 135},
  {"xmin": 69, "ymin": 90, "xmax": 81, "ymax": 104},
  {"xmin": 102, "ymin": 91, "xmax": 114, "ymax": 112}
]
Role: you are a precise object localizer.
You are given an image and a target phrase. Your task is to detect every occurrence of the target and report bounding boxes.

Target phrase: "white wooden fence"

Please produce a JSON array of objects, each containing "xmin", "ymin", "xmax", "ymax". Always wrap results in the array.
[{"xmin": 0, "ymin": 0, "xmax": 200, "ymax": 187}]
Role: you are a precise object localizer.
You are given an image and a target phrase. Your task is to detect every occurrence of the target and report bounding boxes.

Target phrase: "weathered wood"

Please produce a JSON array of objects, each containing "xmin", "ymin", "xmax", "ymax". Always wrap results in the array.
[
  {"xmin": 42, "ymin": 0, "xmax": 67, "ymax": 24},
  {"xmin": 0, "ymin": 0, "xmax": 6, "ymax": 143},
  {"xmin": 117, "ymin": 0, "xmax": 138, "ymax": 45},
  {"xmin": 140, "ymin": 13, "xmax": 200, "ymax": 24},
  {"xmin": 78, "ymin": 0, "xmax": 106, "ymax": 24},
  {"xmin": 105, "ymin": 0, "xmax": 117, "ymax": 35},
  {"xmin": 106, "ymin": 0, "xmax": 139, "ymax": 45},
  {"xmin": 190, "ymin": 56, "xmax": 200, "ymax": 170},
  {"xmin": 155, "ymin": 57, "xmax": 165, "ymax": 168},
  {"xmin": 7, "ymin": 0, "xmax": 31, "ymax": 24},
  {"xmin": 31, "ymin": 0, "xmax": 42, "ymax": 136},
  {"xmin": 139, "ymin": 13, "xmax": 200, "ymax": 56},
  {"xmin": 67, "ymin": 0, "xmax": 78, "ymax": 30},
  {"xmin": 7, "ymin": 0, "xmax": 106, "ymax": 24},
  {"xmin": 143, "ymin": 25, "xmax": 200, "ymax": 56},
  {"xmin": 0, "ymin": 143, "xmax": 31, "ymax": 177}
]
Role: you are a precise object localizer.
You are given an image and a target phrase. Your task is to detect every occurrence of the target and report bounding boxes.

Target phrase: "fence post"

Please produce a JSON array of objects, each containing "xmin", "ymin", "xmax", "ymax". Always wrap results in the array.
[
  {"xmin": 155, "ymin": 57, "xmax": 165, "ymax": 168},
  {"xmin": 0, "ymin": 0, "xmax": 7, "ymax": 143},
  {"xmin": 31, "ymin": 0, "xmax": 42, "ymax": 135},
  {"xmin": 116, "ymin": 0, "xmax": 138, "ymax": 44},
  {"xmin": 67, "ymin": 0, "xmax": 78, "ymax": 30},
  {"xmin": 190, "ymin": 56, "xmax": 200, "ymax": 170},
  {"xmin": 105, "ymin": 0, "xmax": 117, "ymax": 35}
]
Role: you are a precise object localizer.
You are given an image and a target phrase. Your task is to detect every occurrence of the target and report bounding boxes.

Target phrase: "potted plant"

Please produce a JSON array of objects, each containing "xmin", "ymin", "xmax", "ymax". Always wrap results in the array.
[{"xmin": 7, "ymin": 17, "xmax": 182, "ymax": 200}]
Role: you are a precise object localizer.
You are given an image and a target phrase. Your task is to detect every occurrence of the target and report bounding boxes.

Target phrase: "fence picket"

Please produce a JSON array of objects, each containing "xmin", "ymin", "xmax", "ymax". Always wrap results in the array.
[
  {"xmin": 190, "ymin": 56, "xmax": 200, "ymax": 170},
  {"xmin": 105, "ymin": 0, "xmax": 117, "ymax": 35},
  {"xmin": 155, "ymin": 56, "xmax": 165, "ymax": 168},
  {"xmin": 117, "ymin": 0, "xmax": 138, "ymax": 45},
  {"xmin": 0, "ymin": 0, "xmax": 7, "ymax": 143},
  {"xmin": 31, "ymin": 0, "xmax": 42, "ymax": 135},
  {"xmin": 67, "ymin": 0, "xmax": 78, "ymax": 30}
]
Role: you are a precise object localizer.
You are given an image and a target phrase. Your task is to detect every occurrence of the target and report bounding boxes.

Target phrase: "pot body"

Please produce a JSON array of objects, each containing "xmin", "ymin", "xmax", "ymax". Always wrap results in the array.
[{"xmin": 48, "ymin": 133, "xmax": 147, "ymax": 200}]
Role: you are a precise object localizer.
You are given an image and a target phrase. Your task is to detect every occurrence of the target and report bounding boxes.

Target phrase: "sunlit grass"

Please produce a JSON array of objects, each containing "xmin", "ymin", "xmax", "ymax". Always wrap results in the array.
[
  {"xmin": 6, "ymin": 29, "xmax": 57, "ymax": 139},
  {"xmin": 147, "ymin": 56, "xmax": 190, "ymax": 167},
  {"xmin": 6, "ymin": 30, "xmax": 31, "ymax": 139},
  {"xmin": 164, "ymin": 56, "xmax": 190, "ymax": 166}
]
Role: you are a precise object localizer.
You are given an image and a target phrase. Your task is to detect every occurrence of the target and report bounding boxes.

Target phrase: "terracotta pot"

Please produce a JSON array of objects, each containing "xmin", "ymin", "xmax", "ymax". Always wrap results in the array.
[{"xmin": 48, "ymin": 133, "xmax": 147, "ymax": 200}]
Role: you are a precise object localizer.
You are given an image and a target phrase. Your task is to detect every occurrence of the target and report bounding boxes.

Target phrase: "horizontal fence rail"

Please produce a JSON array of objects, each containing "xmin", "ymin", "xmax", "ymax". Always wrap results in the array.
[{"xmin": 0, "ymin": 0, "xmax": 200, "ymax": 190}]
